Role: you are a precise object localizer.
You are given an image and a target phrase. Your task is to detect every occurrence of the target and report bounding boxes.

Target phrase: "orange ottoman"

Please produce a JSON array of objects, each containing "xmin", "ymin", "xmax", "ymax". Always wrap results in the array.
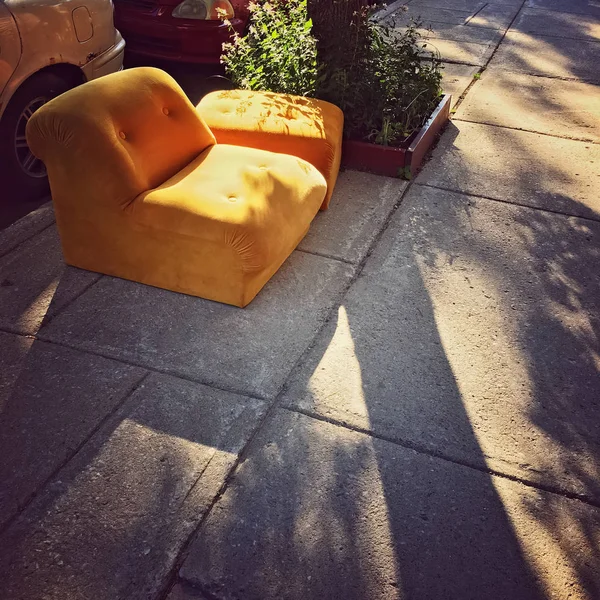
[{"xmin": 197, "ymin": 90, "xmax": 344, "ymax": 210}]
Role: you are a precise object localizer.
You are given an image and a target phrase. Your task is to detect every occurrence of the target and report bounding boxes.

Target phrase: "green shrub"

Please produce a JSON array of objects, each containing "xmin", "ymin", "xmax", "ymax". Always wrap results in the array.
[
  {"xmin": 221, "ymin": 0, "xmax": 443, "ymax": 146},
  {"xmin": 221, "ymin": 0, "xmax": 319, "ymax": 97},
  {"xmin": 318, "ymin": 12, "xmax": 443, "ymax": 145}
]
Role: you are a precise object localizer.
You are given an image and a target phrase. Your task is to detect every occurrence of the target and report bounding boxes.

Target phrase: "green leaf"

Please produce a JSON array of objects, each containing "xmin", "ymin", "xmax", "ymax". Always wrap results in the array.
[{"xmin": 399, "ymin": 166, "xmax": 413, "ymax": 180}]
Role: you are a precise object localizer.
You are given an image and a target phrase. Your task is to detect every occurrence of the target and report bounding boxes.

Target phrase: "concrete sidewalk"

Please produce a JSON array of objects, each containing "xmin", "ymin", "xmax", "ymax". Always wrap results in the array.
[{"xmin": 1, "ymin": 1, "xmax": 600, "ymax": 598}]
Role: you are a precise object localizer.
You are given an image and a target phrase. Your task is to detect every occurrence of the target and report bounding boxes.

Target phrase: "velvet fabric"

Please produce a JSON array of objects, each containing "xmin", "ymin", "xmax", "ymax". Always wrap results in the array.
[
  {"xmin": 196, "ymin": 89, "xmax": 344, "ymax": 210},
  {"xmin": 26, "ymin": 67, "xmax": 327, "ymax": 307}
]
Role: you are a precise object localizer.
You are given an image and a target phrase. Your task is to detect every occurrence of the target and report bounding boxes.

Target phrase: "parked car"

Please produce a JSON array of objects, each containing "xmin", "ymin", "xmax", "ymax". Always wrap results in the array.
[
  {"xmin": 114, "ymin": 0, "xmax": 250, "ymax": 64},
  {"xmin": 0, "ymin": 0, "xmax": 125, "ymax": 202}
]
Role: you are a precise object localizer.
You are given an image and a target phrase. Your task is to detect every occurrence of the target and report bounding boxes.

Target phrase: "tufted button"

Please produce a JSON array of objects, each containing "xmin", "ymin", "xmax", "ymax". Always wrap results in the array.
[
  {"xmin": 228, "ymin": 195, "xmax": 237, "ymax": 202},
  {"xmin": 119, "ymin": 131, "xmax": 127, "ymax": 140},
  {"xmin": 259, "ymin": 166, "xmax": 268, "ymax": 171},
  {"xmin": 163, "ymin": 107, "xmax": 170, "ymax": 116}
]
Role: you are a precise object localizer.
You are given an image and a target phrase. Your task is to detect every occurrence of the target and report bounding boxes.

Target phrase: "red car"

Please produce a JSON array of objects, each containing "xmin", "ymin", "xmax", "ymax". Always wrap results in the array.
[{"xmin": 114, "ymin": 0, "xmax": 250, "ymax": 64}]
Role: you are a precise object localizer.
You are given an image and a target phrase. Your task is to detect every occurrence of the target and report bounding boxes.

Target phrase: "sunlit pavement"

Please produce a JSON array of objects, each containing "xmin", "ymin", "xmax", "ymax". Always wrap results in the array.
[{"xmin": 1, "ymin": 2, "xmax": 600, "ymax": 598}]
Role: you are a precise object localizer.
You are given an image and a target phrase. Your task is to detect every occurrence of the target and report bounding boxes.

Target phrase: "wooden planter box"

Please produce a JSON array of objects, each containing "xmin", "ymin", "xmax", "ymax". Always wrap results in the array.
[{"xmin": 341, "ymin": 94, "xmax": 452, "ymax": 179}]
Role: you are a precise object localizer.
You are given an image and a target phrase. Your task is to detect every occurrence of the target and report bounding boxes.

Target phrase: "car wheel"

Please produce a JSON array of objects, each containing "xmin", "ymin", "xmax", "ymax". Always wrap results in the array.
[{"xmin": 0, "ymin": 72, "xmax": 73, "ymax": 204}]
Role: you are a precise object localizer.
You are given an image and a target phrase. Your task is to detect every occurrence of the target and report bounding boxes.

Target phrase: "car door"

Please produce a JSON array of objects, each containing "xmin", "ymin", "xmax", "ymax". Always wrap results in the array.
[{"xmin": 0, "ymin": 1, "xmax": 21, "ymax": 102}]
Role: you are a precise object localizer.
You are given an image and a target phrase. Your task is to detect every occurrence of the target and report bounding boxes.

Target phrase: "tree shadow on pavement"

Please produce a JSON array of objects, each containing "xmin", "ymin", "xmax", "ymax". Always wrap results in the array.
[
  {"xmin": 0, "ymin": 193, "xmax": 555, "ymax": 600},
  {"xmin": 174, "ymin": 91, "xmax": 600, "ymax": 600},
  {"xmin": 179, "ymin": 257, "xmax": 553, "ymax": 599},
  {"xmin": 0, "ymin": 316, "xmax": 267, "ymax": 600},
  {"xmin": 2, "ymin": 9, "xmax": 600, "ymax": 595}
]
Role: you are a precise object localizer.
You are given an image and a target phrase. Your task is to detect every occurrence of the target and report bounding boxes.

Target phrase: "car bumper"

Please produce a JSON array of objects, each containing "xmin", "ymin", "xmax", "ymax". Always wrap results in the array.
[
  {"xmin": 115, "ymin": 8, "xmax": 245, "ymax": 64},
  {"xmin": 83, "ymin": 31, "xmax": 127, "ymax": 80}
]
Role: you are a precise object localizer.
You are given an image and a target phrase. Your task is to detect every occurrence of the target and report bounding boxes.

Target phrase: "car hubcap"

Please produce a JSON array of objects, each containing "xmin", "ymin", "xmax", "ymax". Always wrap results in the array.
[{"xmin": 14, "ymin": 96, "xmax": 48, "ymax": 178}]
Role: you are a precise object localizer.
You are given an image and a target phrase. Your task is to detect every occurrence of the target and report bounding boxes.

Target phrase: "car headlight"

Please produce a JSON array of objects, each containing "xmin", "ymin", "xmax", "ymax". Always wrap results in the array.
[{"xmin": 172, "ymin": 0, "xmax": 234, "ymax": 20}]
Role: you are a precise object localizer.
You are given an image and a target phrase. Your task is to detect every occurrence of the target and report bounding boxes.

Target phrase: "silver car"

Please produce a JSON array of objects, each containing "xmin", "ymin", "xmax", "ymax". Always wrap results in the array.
[{"xmin": 0, "ymin": 0, "xmax": 125, "ymax": 202}]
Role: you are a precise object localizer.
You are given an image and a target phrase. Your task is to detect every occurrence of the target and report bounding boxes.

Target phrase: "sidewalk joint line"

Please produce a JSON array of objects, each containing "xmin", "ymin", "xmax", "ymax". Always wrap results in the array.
[
  {"xmin": 0, "ymin": 370, "xmax": 151, "ymax": 537},
  {"xmin": 452, "ymin": 117, "xmax": 600, "ymax": 145},
  {"xmin": 415, "ymin": 182, "xmax": 600, "ymax": 224},
  {"xmin": 465, "ymin": 24, "xmax": 511, "ymax": 31},
  {"xmin": 0, "ymin": 324, "xmax": 37, "ymax": 337},
  {"xmin": 156, "ymin": 171, "xmax": 419, "ymax": 600},
  {"xmin": 464, "ymin": 2, "xmax": 488, "ymax": 26},
  {"xmin": 428, "ymin": 38, "xmax": 499, "ymax": 49},
  {"xmin": 451, "ymin": 0, "xmax": 527, "ymax": 112},
  {"xmin": 295, "ymin": 248, "xmax": 356, "ymax": 265},
  {"xmin": 510, "ymin": 31, "xmax": 600, "ymax": 44},
  {"xmin": 154, "ymin": 387, "xmax": 282, "ymax": 600},
  {"xmin": 283, "ymin": 406, "xmax": 600, "ymax": 510},
  {"xmin": 483, "ymin": 69, "xmax": 600, "ymax": 85},
  {"xmin": 371, "ymin": 0, "xmax": 407, "ymax": 23},
  {"xmin": 441, "ymin": 59, "xmax": 485, "ymax": 67},
  {"xmin": 523, "ymin": 5, "xmax": 600, "ymax": 19},
  {"xmin": 1, "ymin": 327, "xmax": 269, "ymax": 402},
  {"xmin": 0, "ymin": 220, "xmax": 56, "ymax": 261},
  {"xmin": 39, "ymin": 274, "xmax": 105, "ymax": 330}
]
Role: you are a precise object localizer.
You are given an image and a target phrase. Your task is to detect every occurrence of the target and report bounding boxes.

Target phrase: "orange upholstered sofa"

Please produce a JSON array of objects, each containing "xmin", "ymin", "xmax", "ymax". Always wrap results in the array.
[{"xmin": 26, "ymin": 67, "xmax": 343, "ymax": 307}]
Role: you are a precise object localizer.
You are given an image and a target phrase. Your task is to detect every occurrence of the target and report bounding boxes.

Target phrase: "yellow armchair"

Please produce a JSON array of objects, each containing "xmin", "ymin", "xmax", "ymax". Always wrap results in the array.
[{"xmin": 26, "ymin": 68, "xmax": 327, "ymax": 307}]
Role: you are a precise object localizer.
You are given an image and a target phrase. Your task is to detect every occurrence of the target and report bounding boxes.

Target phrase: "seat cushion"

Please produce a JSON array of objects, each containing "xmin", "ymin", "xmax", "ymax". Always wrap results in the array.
[
  {"xmin": 126, "ymin": 144, "xmax": 327, "ymax": 306},
  {"xmin": 196, "ymin": 90, "xmax": 344, "ymax": 210}
]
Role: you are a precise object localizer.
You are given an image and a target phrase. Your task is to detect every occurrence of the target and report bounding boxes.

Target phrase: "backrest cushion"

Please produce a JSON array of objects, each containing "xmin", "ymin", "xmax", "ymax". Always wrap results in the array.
[{"xmin": 27, "ymin": 67, "xmax": 216, "ymax": 210}]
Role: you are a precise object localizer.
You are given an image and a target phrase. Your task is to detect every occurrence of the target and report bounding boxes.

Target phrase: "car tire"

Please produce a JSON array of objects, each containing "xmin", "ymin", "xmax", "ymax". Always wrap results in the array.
[{"xmin": 0, "ymin": 72, "xmax": 73, "ymax": 204}]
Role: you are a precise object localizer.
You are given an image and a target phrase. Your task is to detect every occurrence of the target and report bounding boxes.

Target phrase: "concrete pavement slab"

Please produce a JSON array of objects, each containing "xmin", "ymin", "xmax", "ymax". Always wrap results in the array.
[
  {"xmin": 467, "ymin": 3, "xmax": 521, "ymax": 30},
  {"xmin": 409, "ymin": 0, "xmax": 522, "ymax": 6},
  {"xmin": 407, "ymin": 0, "xmax": 486, "ymax": 11},
  {"xmin": 0, "ymin": 202, "xmax": 54, "ymax": 259},
  {"xmin": 282, "ymin": 186, "xmax": 600, "ymax": 502},
  {"xmin": 373, "ymin": 0, "xmax": 408, "ymax": 23},
  {"xmin": 390, "ymin": 5, "xmax": 474, "ymax": 26},
  {"xmin": 0, "ymin": 226, "xmax": 101, "ymax": 335},
  {"xmin": 167, "ymin": 582, "xmax": 211, "ymax": 600},
  {"xmin": 0, "ymin": 332, "xmax": 32, "ymax": 415},
  {"xmin": 488, "ymin": 31, "xmax": 600, "ymax": 82},
  {"xmin": 441, "ymin": 63, "xmax": 480, "ymax": 105},
  {"xmin": 0, "ymin": 332, "xmax": 145, "ymax": 530},
  {"xmin": 412, "ymin": 22, "xmax": 504, "ymax": 44},
  {"xmin": 40, "ymin": 251, "xmax": 355, "ymax": 399},
  {"xmin": 456, "ymin": 71, "xmax": 600, "ymax": 142},
  {"xmin": 180, "ymin": 409, "xmax": 600, "ymax": 600},
  {"xmin": 298, "ymin": 171, "xmax": 408, "ymax": 264},
  {"xmin": 418, "ymin": 120, "xmax": 600, "ymax": 219},
  {"xmin": 512, "ymin": 7, "xmax": 600, "ymax": 41},
  {"xmin": 420, "ymin": 37, "xmax": 496, "ymax": 65},
  {"xmin": 0, "ymin": 373, "xmax": 266, "ymax": 600},
  {"xmin": 525, "ymin": 0, "xmax": 600, "ymax": 18}
]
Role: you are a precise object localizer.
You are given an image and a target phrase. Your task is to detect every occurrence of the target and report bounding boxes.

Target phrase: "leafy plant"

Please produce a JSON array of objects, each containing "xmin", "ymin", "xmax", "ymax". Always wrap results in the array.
[
  {"xmin": 221, "ymin": 0, "xmax": 319, "ymax": 97},
  {"xmin": 221, "ymin": 0, "xmax": 443, "ymax": 146},
  {"xmin": 316, "ymin": 5, "xmax": 443, "ymax": 145}
]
